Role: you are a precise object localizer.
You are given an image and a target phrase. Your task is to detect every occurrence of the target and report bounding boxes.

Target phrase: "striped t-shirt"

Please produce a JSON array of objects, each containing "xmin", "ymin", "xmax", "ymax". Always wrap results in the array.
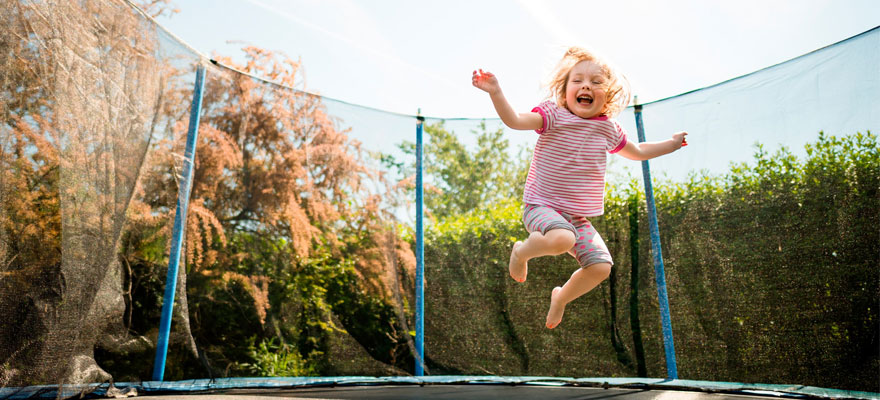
[{"xmin": 523, "ymin": 100, "xmax": 628, "ymax": 216}]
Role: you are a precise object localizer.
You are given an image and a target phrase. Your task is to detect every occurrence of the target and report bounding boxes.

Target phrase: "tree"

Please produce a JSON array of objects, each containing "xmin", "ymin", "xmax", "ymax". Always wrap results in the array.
[
  {"xmin": 129, "ymin": 45, "xmax": 416, "ymax": 377},
  {"xmin": 390, "ymin": 121, "xmax": 530, "ymax": 220}
]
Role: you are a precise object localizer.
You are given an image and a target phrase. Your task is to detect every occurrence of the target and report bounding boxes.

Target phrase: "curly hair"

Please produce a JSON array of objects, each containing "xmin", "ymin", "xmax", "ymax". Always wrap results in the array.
[{"xmin": 547, "ymin": 47, "xmax": 631, "ymax": 118}]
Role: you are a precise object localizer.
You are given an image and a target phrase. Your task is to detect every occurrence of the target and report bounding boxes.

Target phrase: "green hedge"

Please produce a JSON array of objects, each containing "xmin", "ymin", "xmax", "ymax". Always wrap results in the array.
[{"xmin": 422, "ymin": 132, "xmax": 878, "ymax": 391}]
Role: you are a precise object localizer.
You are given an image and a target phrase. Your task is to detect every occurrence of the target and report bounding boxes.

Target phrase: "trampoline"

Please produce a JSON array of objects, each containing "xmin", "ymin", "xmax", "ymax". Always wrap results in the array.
[
  {"xmin": 0, "ymin": 1, "xmax": 877, "ymax": 400},
  {"xmin": 4, "ymin": 377, "xmax": 878, "ymax": 400}
]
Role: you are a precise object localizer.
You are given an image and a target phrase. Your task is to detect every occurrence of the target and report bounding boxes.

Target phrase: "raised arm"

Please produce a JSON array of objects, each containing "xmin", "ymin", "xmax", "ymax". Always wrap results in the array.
[
  {"xmin": 472, "ymin": 69, "xmax": 543, "ymax": 131},
  {"xmin": 616, "ymin": 131, "xmax": 688, "ymax": 161}
]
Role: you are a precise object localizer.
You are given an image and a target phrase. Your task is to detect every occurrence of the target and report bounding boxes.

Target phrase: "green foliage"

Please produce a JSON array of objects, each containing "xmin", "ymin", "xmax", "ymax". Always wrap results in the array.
[
  {"xmin": 654, "ymin": 132, "xmax": 877, "ymax": 390},
  {"xmin": 236, "ymin": 337, "xmax": 315, "ymax": 377},
  {"xmin": 422, "ymin": 199, "xmax": 532, "ymax": 374},
  {"xmin": 324, "ymin": 267, "xmax": 413, "ymax": 370},
  {"xmin": 391, "ymin": 121, "xmax": 530, "ymax": 219},
  {"xmin": 429, "ymin": 198, "xmax": 523, "ymax": 245},
  {"xmin": 421, "ymin": 132, "xmax": 879, "ymax": 391},
  {"xmin": 177, "ymin": 230, "xmax": 413, "ymax": 376}
]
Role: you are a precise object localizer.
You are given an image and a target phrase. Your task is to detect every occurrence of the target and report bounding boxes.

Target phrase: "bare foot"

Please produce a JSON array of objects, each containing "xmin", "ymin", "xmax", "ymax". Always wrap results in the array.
[
  {"xmin": 546, "ymin": 287, "xmax": 565, "ymax": 329},
  {"xmin": 509, "ymin": 241, "xmax": 528, "ymax": 282}
]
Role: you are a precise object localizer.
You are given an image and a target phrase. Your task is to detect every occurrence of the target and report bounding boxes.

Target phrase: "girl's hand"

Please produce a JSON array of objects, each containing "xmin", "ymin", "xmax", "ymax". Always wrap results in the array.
[
  {"xmin": 472, "ymin": 69, "xmax": 500, "ymax": 94},
  {"xmin": 672, "ymin": 131, "xmax": 689, "ymax": 149}
]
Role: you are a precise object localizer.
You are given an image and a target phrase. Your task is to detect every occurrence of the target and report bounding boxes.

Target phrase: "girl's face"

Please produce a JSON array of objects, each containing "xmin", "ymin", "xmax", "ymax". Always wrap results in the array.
[{"xmin": 565, "ymin": 60, "xmax": 608, "ymax": 119}]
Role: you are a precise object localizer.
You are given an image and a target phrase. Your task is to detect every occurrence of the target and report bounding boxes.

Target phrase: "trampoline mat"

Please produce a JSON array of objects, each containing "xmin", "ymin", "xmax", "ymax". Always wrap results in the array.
[
  {"xmin": 5, "ymin": 377, "xmax": 876, "ymax": 399},
  {"xmin": 132, "ymin": 385, "xmax": 801, "ymax": 400}
]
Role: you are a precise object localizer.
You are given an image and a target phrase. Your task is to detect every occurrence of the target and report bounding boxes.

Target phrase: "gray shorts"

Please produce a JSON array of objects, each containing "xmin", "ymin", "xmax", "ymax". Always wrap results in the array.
[{"xmin": 522, "ymin": 204, "xmax": 613, "ymax": 268}]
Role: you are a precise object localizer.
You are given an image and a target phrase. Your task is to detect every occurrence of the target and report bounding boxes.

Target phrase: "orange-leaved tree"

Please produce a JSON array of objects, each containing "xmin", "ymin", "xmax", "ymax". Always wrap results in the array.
[{"xmin": 128, "ymin": 46, "xmax": 416, "ymax": 377}]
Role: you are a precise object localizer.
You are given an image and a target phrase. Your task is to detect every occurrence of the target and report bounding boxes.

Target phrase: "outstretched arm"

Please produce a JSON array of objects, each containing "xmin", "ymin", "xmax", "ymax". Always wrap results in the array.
[
  {"xmin": 472, "ymin": 69, "xmax": 543, "ymax": 131},
  {"xmin": 617, "ymin": 131, "xmax": 688, "ymax": 161}
]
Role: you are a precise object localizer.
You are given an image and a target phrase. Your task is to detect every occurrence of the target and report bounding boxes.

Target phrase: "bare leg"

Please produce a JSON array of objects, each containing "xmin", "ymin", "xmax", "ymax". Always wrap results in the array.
[
  {"xmin": 546, "ymin": 263, "xmax": 612, "ymax": 329},
  {"xmin": 509, "ymin": 229, "xmax": 576, "ymax": 282}
]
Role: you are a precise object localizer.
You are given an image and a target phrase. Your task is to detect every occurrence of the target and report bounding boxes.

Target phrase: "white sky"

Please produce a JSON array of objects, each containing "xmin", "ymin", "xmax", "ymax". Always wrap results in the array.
[{"xmin": 156, "ymin": 0, "xmax": 880, "ymax": 119}]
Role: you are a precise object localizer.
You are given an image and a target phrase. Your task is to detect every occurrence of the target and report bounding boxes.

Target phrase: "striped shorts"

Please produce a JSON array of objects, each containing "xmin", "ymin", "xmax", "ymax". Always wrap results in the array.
[{"xmin": 522, "ymin": 204, "xmax": 613, "ymax": 268}]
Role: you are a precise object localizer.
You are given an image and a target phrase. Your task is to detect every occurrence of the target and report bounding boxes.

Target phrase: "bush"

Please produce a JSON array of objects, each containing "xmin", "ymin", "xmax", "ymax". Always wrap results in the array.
[{"xmin": 421, "ymin": 132, "xmax": 878, "ymax": 391}]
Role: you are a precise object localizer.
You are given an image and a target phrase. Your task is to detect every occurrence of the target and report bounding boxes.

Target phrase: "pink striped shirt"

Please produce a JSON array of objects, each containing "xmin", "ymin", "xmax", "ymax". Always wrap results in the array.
[{"xmin": 523, "ymin": 100, "xmax": 627, "ymax": 216}]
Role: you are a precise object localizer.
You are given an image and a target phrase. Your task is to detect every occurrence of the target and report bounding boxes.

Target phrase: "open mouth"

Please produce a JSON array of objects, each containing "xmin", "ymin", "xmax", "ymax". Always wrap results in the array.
[{"xmin": 577, "ymin": 95, "xmax": 593, "ymax": 104}]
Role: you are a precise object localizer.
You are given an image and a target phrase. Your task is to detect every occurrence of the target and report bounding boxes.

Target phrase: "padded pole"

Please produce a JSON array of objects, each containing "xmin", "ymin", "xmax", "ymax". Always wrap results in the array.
[
  {"xmin": 152, "ymin": 63, "xmax": 206, "ymax": 381},
  {"xmin": 633, "ymin": 102, "xmax": 678, "ymax": 379},
  {"xmin": 414, "ymin": 113, "xmax": 426, "ymax": 375},
  {"xmin": 414, "ymin": 113, "xmax": 426, "ymax": 376}
]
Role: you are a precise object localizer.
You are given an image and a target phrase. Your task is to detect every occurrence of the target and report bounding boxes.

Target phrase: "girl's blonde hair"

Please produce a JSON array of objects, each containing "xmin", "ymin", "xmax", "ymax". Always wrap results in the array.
[{"xmin": 547, "ymin": 47, "xmax": 631, "ymax": 118}]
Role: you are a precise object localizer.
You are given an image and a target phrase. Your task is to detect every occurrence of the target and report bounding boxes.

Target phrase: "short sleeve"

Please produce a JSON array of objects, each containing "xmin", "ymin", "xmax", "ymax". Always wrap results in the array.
[
  {"xmin": 608, "ymin": 119, "xmax": 628, "ymax": 154},
  {"xmin": 531, "ymin": 100, "xmax": 558, "ymax": 134}
]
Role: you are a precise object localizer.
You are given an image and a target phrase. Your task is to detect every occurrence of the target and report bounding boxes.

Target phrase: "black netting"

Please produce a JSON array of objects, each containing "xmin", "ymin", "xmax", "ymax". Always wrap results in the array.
[
  {"xmin": 1, "ymin": 0, "xmax": 192, "ymax": 389},
  {"xmin": 424, "ymin": 135, "xmax": 879, "ymax": 390}
]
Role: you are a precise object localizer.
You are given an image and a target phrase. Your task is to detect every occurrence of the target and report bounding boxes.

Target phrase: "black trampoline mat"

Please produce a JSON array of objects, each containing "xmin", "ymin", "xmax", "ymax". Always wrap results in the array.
[{"xmin": 131, "ymin": 385, "xmax": 791, "ymax": 399}]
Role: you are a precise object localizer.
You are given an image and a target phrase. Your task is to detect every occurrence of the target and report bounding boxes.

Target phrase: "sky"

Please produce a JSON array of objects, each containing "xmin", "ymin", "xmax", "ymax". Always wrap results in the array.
[{"xmin": 155, "ymin": 0, "xmax": 879, "ymax": 120}]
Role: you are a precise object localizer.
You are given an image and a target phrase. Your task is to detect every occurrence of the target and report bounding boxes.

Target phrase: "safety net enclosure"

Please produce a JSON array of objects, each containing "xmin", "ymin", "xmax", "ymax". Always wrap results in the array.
[
  {"xmin": 1, "ymin": 0, "xmax": 194, "ymax": 386},
  {"xmin": 1, "ymin": 0, "xmax": 878, "ymax": 399}
]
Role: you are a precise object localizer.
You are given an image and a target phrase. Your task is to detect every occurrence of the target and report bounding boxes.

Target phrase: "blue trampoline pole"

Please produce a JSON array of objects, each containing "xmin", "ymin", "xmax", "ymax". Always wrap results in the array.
[
  {"xmin": 633, "ymin": 101, "xmax": 679, "ymax": 380},
  {"xmin": 152, "ymin": 63, "xmax": 207, "ymax": 381},
  {"xmin": 414, "ymin": 112, "xmax": 426, "ymax": 376}
]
